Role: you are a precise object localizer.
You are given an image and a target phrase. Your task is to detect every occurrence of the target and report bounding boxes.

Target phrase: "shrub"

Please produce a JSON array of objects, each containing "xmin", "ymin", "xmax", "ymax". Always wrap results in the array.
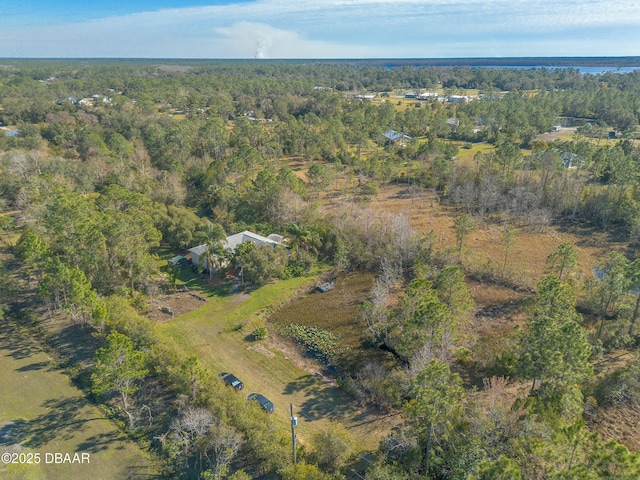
[
  {"xmin": 284, "ymin": 249, "xmax": 316, "ymax": 278},
  {"xmin": 252, "ymin": 325, "xmax": 268, "ymax": 341},
  {"xmin": 361, "ymin": 182, "xmax": 380, "ymax": 196},
  {"xmin": 311, "ymin": 422, "xmax": 355, "ymax": 474}
]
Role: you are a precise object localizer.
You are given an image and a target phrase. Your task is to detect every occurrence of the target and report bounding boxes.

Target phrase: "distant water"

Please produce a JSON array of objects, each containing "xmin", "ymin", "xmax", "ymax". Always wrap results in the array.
[
  {"xmin": 353, "ymin": 57, "xmax": 640, "ymax": 73},
  {"xmin": 384, "ymin": 64, "xmax": 640, "ymax": 74},
  {"xmin": 473, "ymin": 65, "xmax": 640, "ymax": 75}
]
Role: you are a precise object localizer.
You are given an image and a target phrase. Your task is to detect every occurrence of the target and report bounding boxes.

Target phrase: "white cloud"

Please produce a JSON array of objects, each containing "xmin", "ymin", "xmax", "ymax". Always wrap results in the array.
[{"xmin": 0, "ymin": 0, "xmax": 639, "ymax": 57}]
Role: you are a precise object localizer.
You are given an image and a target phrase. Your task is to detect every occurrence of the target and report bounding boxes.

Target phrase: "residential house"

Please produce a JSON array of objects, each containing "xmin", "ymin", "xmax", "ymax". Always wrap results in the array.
[
  {"xmin": 383, "ymin": 130, "xmax": 412, "ymax": 145},
  {"xmin": 446, "ymin": 118, "xmax": 460, "ymax": 132},
  {"xmin": 417, "ymin": 92, "xmax": 439, "ymax": 100},
  {"xmin": 561, "ymin": 152, "xmax": 584, "ymax": 169},
  {"xmin": 188, "ymin": 230, "xmax": 283, "ymax": 271},
  {"xmin": 446, "ymin": 95, "xmax": 471, "ymax": 103}
]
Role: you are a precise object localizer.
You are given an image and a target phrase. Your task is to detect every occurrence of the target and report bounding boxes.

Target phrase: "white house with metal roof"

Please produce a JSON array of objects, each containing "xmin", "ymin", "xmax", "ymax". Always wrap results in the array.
[{"xmin": 187, "ymin": 230, "xmax": 282, "ymax": 269}]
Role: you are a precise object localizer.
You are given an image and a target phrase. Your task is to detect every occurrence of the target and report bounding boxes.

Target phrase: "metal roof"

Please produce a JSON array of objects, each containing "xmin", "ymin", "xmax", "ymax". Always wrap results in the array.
[{"xmin": 383, "ymin": 130, "xmax": 411, "ymax": 141}]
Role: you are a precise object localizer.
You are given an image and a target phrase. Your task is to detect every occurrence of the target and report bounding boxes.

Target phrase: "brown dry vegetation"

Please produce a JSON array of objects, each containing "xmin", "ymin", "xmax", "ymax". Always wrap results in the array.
[
  {"xmin": 313, "ymin": 178, "xmax": 640, "ymax": 450},
  {"xmin": 588, "ymin": 404, "xmax": 640, "ymax": 451},
  {"xmin": 324, "ymin": 182, "xmax": 622, "ymax": 286}
]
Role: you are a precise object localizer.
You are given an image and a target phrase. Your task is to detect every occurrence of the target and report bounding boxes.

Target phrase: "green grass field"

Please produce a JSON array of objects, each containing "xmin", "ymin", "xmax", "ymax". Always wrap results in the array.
[
  {"xmin": 453, "ymin": 141, "xmax": 495, "ymax": 163},
  {"xmin": 156, "ymin": 268, "xmax": 394, "ymax": 450},
  {"xmin": 0, "ymin": 320, "xmax": 157, "ymax": 480}
]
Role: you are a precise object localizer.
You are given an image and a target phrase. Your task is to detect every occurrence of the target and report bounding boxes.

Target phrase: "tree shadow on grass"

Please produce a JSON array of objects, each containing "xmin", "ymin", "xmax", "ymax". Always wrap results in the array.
[
  {"xmin": 0, "ymin": 419, "xmax": 29, "ymax": 446},
  {"xmin": 283, "ymin": 375, "xmax": 316, "ymax": 394},
  {"xmin": 47, "ymin": 323, "xmax": 100, "ymax": 369},
  {"xmin": 16, "ymin": 397, "xmax": 109, "ymax": 449},
  {"xmin": 175, "ymin": 267, "xmax": 231, "ymax": 298},
  {"xmin": 16, "ymin": 361, "xmax": 52, "ymax": 372},
  {"xmin": 0, "ymin": 320, "xmax": 42, "ymax": 360},
  {"xmin": 125, "ymin": 463, "xmax": 162, "ymax": 480},
  {"xmin": 283, "ymin": 375, "xmax": 354, "ymax": 422},
  {"xmin": 75, "ymin": 431, "xmax": 127, "ymax": 454}
]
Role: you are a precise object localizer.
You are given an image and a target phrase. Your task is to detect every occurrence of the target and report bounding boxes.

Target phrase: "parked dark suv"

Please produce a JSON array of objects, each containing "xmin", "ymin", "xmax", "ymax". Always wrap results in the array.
[
  {"xmin": 219, "ymin": 372, "xmax": 244, "ymax": 391},
  {"xmin": 247, "ymin": 393, "xmax": 275, "ymax": 413}
]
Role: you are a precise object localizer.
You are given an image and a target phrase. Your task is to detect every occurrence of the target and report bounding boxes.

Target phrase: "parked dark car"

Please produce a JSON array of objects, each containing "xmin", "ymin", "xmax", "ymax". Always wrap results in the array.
[
  {"xmin": 219, "ymin": 372, "xmax": 244, "ymax": 391},
  {"xmin": 247, "ymin": 393, "xmax": 275, "ymax": 413}
]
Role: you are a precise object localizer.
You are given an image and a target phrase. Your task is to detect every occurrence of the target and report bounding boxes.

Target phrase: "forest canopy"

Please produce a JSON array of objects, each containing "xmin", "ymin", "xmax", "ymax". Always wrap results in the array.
[{"xmin": 2, "ymin": 60, "xmax": 640, "ymax": 479}]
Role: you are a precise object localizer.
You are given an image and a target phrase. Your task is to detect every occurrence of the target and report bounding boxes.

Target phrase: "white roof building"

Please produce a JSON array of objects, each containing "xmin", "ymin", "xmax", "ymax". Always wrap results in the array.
[
  {"xmin": 187, "ymin": 230, "xmax": 282, "ymax": 268},
  {"xmin": 223, "ymin": 231, "xmax": 281, "ymax": 250}
]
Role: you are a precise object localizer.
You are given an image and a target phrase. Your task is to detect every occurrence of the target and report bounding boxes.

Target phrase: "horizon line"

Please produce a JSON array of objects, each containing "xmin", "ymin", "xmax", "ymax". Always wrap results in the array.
[{"xmin": 2, "ymin": 56, "xmax": 640, "ymax": 67}]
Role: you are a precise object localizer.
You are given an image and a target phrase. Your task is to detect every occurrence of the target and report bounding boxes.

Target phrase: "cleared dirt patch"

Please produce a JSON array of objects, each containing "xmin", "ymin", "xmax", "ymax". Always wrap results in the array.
[
  {"xmin": 149, "ymin": 290, "xmax": 208, "ymax": 321},
  {"xmin": 248, "ymin": 343, "xmax": 275, "ymax": 358},
  {"xmin": 535, "ymin": 126, "xmax": 578, "ymax": 142}
]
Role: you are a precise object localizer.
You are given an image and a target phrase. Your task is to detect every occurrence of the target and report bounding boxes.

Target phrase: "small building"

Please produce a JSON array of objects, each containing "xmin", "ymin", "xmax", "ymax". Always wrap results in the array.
[
  {"xmin": 446, "ymin": 95, "xmax": 471, "ymax": 103},
  {"xmin": 561, "ymin": 152, "xmax": 584, "ymax": 169},
  {"xmin": 417, "ymin": 92, "xmax": 439, "ymax": 100},
  {"xmin": 168, "ymin": 255, "xmax": 188, "ymax": 268},
  {"xmin": 224, "ymin": 230, "xmax": 281, "ymax": 250},
  {"xmin": 383, "ymin": 130, "xmax": 412, "ymax": 144},
  {"xmin": 56, "ymin": 96, "xmax": 79, "ymax": 105},
  {"xmin": 446, "ymin": 118, "xmax": 460, "ymax": 131},
  {"xmin": 187, "ymin": 244, "xmax": 209, "ymax": 269}
]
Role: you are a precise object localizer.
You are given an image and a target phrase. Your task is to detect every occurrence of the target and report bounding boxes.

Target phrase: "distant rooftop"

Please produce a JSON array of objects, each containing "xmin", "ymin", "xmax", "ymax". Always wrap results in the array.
[{"xmin": 383, "ymin": 130, "xmax": 411, "ymax": 141}]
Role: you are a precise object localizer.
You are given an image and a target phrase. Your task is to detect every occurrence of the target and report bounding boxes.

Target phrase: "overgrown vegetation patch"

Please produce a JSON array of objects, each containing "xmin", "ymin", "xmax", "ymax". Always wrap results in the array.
[{"xmin": 276, "ymin": 323, "xmax": 347, "ymax": 364}]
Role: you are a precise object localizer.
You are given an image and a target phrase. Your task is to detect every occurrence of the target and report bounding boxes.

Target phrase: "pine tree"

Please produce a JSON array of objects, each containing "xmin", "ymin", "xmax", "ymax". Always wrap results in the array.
[{"xmin": 91, "ymin": 331, "xmax": 148, "ymax": 426}]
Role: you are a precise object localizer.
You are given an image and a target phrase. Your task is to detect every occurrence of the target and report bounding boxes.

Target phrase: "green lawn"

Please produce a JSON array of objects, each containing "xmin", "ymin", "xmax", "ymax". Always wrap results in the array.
[
  {"xmin": 454, "ymin": 141, "xmax": 495, "ymax": 163},
  {"xmin": 156, "ymin": 269, "xmax": 391, "ymax": 449},
  {"xmin": 0, "ymin": 320, "xmax": 157, "ymax": 480}
]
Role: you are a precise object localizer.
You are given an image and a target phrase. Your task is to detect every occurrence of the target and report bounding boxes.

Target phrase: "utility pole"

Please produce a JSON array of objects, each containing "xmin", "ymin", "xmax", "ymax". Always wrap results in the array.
[{"xmin": 290, "ymin": 403, "xmax": 298, "ymax": 464}]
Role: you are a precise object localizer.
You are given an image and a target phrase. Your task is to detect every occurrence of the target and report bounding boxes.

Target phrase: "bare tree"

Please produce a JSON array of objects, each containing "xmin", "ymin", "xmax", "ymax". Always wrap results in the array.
[
  {"xmin": 208, "ymin": 423, "xmax": 243, "ymax": 480},
  {"xmin": 170, "ymin": 407, "xmax": 215, "ymax": 473},
  {"xmin": 169, "ymin": 406, "xmax": 242, "ymax": 479}
]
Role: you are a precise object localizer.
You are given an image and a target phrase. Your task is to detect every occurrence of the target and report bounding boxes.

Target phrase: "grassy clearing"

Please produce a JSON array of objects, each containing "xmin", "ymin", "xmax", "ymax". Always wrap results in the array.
[
  {"xmin": 0, "ymin": 320, "xmax": 157, "ymax": 480},
  {"xmin": 155, "ymin": 267, "xmax": 390, "ymax": 450},
  {"xmin": 453, "ymin": 141, "xmax": 495, "ymax": 163}
]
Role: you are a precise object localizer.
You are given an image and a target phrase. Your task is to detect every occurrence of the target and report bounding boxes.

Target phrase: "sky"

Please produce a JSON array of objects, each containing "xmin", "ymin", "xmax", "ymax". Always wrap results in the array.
[{"xmin": 1, "ymin": 0, "xmax": 640, "ymax": 59}]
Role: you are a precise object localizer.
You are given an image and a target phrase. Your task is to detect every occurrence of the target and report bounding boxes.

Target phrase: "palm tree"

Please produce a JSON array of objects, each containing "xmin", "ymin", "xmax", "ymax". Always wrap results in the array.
[
  {"xmin": 196, "ymin": 220, "xmax": 227, "ymax": 280},
  {"xmin": 286, "ymin": 223, "xmax": 323, "ymax": 256}
]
